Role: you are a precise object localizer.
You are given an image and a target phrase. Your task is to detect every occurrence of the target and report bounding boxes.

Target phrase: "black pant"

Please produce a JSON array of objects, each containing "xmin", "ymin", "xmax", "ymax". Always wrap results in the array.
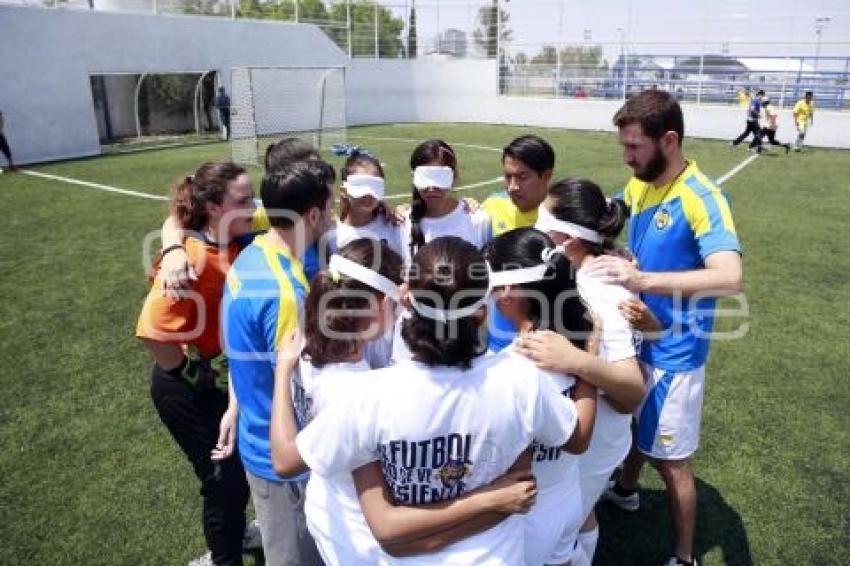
[
  {"xmin": 0, "ymin": 133, "xmax": 12, "ymax": 163},
  {"xmin": 733, "ymin": 120, "xmax": 762, "ymax": 148},
  {"xmin": 150, "ymin": 366, "xmax": 250, "ymax": 566},
  {"xmin": 762, "ymin": 128, "xmax": 790, "ymax": 148},
  {"xmin": 219, "ymin": 110, "xmax": 231, "ymax": 140}
]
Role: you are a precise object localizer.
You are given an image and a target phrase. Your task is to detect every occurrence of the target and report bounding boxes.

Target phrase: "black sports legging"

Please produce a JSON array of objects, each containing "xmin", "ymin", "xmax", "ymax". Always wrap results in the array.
[
  {"xmin": 762, "ymin": 128, "xmax": 789, "ymax": 148},
  {"xmin": 150, "ymin": 365, "xmax": 250, "ymax": 566},
  {"xmin": 732, "ymin": 121, "xmax": 762, "ymax": 148}
]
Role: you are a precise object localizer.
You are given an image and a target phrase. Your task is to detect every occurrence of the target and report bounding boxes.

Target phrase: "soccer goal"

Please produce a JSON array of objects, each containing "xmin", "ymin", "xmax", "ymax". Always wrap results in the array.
[{"xmin": 230, "ymin": 66, "xmax": 347, "ymax": 166}]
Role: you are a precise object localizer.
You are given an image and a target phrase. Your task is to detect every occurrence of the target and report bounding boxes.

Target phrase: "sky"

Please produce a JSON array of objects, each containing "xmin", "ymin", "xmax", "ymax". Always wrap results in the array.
[
  {"xmin": 383, "ymin": 0, "xmax": 850, "ymax": 65},
  {"xmin": 5, "ymin": 0, "xmax": 848, "ymax": 65}
]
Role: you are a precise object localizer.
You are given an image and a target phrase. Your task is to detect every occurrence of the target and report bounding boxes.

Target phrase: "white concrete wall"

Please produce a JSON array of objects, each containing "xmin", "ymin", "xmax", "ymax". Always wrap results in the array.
[
  {"xmin": 0, "ymin": 5, "xmax": 346, "ymax": 164},
  {"xmin": 2, "ymin": 13, "xmax": 845, "ymax": 166},
  {"xmin": 348, "ymin": 59, "xmax": 850, "ymax": 149}
]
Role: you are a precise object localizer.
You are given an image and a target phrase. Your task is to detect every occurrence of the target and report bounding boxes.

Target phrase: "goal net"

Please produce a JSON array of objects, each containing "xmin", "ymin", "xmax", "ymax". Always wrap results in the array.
[{"xmin": 230, "ymin": 66, "xmax": 347, "ymax": 166}]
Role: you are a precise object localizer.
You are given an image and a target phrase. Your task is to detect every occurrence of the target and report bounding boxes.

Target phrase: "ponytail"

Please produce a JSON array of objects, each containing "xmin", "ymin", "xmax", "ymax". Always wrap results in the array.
[
  {"xmin": 547, "ymin": 178, "xmax": 625, "ymax": 252},
  {"xmin": 597, "ymin": 197, "xmax": 628, "ymax": 241},
  {"xmin": 303, "ymin": 239, "xmax": 403, "ymax": 367},
  {"xmin": 409, "ymin": 187, "xmax": 427, "ymax": 257},
  {"xmin": 170, "ymin": 161, "xmax": 246, "ymax": 231}
]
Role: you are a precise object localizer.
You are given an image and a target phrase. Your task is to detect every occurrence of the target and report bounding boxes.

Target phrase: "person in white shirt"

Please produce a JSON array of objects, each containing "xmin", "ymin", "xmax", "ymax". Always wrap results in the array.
[
  {"xmin": 760, "ymin": 99, "xmax": 792, "ymax": 154},
  {"xmin": 273, "ymin": 236, "xmax": 595, "ymax": 564},
  {"xmin": 325, "ymin": 152, "xmax": 404, "ymax": 257},
  {"xmin": 485, "ymin": 227, "xmax": 599, "ymax": 565},
  {"xmin": 270, "ymin": 238, "xmax": 543, "ymax": 564},
  {"xmin": 516, "ymin": 178, "xmax": 650, "ymax": 564},
  {"xmin": 401, "ymin": 140, "xmax": 489, "ymax": 266}
]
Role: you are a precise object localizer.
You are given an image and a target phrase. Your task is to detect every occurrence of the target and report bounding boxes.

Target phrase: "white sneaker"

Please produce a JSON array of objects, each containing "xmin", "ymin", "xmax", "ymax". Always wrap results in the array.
[
  {"xmin": 242, "ymin": 519, "xmax": 263, "ymax": 551},
  {"xmin": 664, "ymin": 556, "xmax": 698, "ymax": 566},
  {"xmin": 187, "ymin": 551, "xmax": 214, "ymax": 566},
  {"xmin": 601, "ymin": 480, "xmax": 640, "ymax": 511}
]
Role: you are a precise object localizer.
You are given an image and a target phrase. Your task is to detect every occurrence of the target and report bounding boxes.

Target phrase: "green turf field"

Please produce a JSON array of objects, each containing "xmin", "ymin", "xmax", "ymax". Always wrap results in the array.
[{"xmin": 1, "ymin": 123, "xmax": 848, "ymax": 565}]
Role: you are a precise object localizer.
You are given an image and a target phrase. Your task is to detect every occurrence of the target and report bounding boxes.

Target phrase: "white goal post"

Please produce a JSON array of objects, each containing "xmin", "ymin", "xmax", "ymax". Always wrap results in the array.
[{"xmin": 230, "ymin": 66, "xmax": 347, "ymax": 165}]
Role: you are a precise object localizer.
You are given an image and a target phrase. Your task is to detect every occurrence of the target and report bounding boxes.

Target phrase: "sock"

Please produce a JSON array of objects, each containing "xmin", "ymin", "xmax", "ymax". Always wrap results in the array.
[{"xmin": 578, "ymin": 526, "xmax": 599, "ymax": 563}]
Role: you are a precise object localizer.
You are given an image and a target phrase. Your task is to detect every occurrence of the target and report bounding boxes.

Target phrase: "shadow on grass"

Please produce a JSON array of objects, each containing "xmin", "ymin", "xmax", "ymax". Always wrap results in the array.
[{"xmin": 593, "ymin": 478, "xmax": 753, "ymax": 566}]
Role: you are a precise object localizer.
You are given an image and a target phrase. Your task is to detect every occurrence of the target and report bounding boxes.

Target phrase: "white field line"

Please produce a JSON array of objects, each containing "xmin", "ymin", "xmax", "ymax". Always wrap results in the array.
[
  {"xmin": 383, "ymin": 176, "xmax": 504, "ymax": 201},
  {"xmin": 19, "ymin": 169, "xmax": 168, "ymax": 201},
  {"xmin": 106, "ymin": 139, "xmax": 220, "ymax": 155},
  {"xmin": 717, "ymin": 153, "xmax": 760, "ymax": 185},
  {"xmin": 18, "ymin": 168, "xmax": 501, "ymax": 204},
  {"xmin": 346, "ymin": 134, "xmax": 502, "ymax": 153}
]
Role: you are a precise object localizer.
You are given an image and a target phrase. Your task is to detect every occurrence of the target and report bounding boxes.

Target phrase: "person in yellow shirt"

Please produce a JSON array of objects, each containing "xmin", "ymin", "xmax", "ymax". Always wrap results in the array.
[
  {"xmin": 792, "ymin": 91, "xmax": 815, "ymax": 151},
  {"xmin": 736, "ymin": 86, "xmax": 751, "ymax": 108},
  {"xmin": 476, "ymin": 134, "xmax": 555, "ymax": 351}
]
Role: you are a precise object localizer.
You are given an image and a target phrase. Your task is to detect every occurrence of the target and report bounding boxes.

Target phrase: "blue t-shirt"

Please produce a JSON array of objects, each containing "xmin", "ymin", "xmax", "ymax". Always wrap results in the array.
[
  {"xmin": 222, "ymin": 234, "xmax": 310, "ymax": 482},
  {"xmin": 622, "ymin": 161, "xmax": 741, "ymax": 371},
  {"xmin": 748, "ymin": 98, "xmax": 761, "ymax": 121}
]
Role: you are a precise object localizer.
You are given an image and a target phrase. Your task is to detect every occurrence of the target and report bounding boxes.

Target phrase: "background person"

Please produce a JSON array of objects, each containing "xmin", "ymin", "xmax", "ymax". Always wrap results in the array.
[
  {"xmin": 0, "ymin": 110, "xmax": 18, "ymax": 172},
  {"xmin": 215, "ymin": 87, "xmax": 232, "ymax": 141},
  {"xmin": 793, "ymin": 91, "xmax": 815, "ymax": 151},
  {"xmin": 731, "ymin": 89, "xmax": 764, "ymax": 152},
  {"xmin": 761, "ymin": 99, "xmax": 791, "ymax": 154}
]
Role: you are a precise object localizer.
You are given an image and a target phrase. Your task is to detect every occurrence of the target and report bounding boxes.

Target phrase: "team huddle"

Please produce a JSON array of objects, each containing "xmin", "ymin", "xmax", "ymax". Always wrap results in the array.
[{"xmin": 136, "ymin": 90, "xmax": 744, "ymax": 566}]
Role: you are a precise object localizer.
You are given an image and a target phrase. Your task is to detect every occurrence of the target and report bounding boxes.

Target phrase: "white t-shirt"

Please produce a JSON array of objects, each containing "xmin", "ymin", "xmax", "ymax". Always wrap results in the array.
[
  {"xmin": 296, "ymin": 352, "xmax": 578, "ymax": 565},
  {"xmin": 576, "ymin": 268, "xmax": 637, "ymax": 478},
  {"xmin": 295, "ymin": 358, "xmax": 385, "ymax": 566},
  {"xmin": 400, "ymin": 202, "xmax": 490, "ymax": 265},
  {"xmin": 511, "ymin": 347, "xmax": 583, "ymax": 566},
  {"xmin": 327, "ymin": 217, "xmax": 404, "ymax": 257}
]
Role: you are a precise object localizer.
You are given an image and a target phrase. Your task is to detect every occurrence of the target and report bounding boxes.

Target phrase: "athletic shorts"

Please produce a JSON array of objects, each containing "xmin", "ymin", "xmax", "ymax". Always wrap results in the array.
[
  {"xmin": 635, "ymin": 362, "xmax": 705, "ymax": 460},
  {"xmin": 796, "ymin": 121, "xmax": 809, "ymax": 135}
]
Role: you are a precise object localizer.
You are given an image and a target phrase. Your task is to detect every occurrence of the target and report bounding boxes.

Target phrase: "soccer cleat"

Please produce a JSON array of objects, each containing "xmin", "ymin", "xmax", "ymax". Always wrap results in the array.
[
  {"xmin": 187, "ymin": 551, "xmax": 214, "ymax": 566},
  {"xmin": 601, "ymin": 480, "xmax": 640, "ymax": 511},
  {"xmin": 664, "ymin": 556, "xmax": 698, "ymax": 566},
  {"xmin": 242, "ymin": 519, "xmax": 263, "ymax": 551}
]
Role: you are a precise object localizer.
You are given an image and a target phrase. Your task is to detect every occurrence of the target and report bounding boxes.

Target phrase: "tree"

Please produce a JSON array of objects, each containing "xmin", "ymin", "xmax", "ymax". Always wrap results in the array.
[
  {"xmin": 529, "ymin": 45, "xmax": 608, "ymax": 73},
  {"xmin": 472, "ymin": 0, "xmax": 512, "ymax": 58},
  {"xmin": 530, "ymin": 45, "xmax": 558, "ymax": 66},
  {"xmin": 236, "ymin": 0, "xmax": 328, "ymax": 23},
  {"xmin": 327, "ymin": 1, "xmax": 405, "ymax": 58},
  {"xmin": 407, "ymin": 1, "xmax": 417, "ymax": 58},
  {"xmin": 176, "ymin": 0, "xmax": 229, "ymax": 16}
]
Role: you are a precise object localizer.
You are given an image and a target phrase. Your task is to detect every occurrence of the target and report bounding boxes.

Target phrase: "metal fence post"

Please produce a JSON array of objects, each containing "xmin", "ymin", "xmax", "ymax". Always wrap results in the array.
[
  {"xmin": 697, "ymin": 52, "xmax": 704, "ymax": 105},
  {"xmin": 374, "ymin": 1, "xmax": 379, "ymax": 59}
]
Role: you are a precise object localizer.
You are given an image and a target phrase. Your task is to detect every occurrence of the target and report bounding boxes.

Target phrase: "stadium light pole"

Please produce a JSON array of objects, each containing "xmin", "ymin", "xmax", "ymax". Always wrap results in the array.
[{"xmin": 814, "ymin": 16, "xmax": 831, "ymax": 71}]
